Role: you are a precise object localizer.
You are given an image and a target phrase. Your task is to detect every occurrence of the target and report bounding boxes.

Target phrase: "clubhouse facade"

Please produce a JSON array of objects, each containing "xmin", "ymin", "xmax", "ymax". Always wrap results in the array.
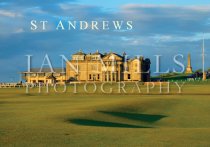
[{"xmin": 21, "ymin": 50, "xmax": 151, "ymax": 84}]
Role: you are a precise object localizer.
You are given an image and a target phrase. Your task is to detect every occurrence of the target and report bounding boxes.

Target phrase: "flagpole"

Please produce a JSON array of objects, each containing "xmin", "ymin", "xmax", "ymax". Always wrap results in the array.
[
  {"xmin": 202, "ymin": 35, "xmax": 205, "ymax": 75},
  {"xmin": 202, "ymin": 34, "xmax": 206, "ymax": 81}
]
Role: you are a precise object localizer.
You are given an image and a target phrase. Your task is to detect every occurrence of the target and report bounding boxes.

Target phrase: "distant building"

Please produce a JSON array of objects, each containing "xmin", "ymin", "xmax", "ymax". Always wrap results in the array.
[{"xmin": 66, "ymin": 50, "xmax": 151, "ymax": 82}]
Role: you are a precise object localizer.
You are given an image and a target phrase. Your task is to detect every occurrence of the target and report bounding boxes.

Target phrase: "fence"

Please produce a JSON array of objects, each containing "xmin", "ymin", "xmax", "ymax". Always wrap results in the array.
[{"xmin": 0, "ymin": 83, "xmax": 22, "ymax": 88}]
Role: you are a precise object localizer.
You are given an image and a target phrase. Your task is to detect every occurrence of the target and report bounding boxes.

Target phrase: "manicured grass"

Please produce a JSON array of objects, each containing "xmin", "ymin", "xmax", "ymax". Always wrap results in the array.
[
  {"xmin": 0, "ymin": 86, "xmax": 210, "ymax": 146},
  {"xmin": 23, "ymin": 82, "xmax": 210, "ymax": 94}
]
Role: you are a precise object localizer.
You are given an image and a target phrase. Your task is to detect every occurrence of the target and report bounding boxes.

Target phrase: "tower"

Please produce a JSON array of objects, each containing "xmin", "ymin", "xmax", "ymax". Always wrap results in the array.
[{"xmin": 185, "ymin": 53, "xmax": 193, "ymax": 74}]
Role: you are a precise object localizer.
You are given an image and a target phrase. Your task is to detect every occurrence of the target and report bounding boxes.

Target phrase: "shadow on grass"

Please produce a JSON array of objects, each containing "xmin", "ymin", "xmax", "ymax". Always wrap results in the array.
[
  {"xmin": 100, "ymin": 111, "xmax": 167, "ymax": 123},
  {"xmin": 69, "ymin": 119, "xmax": 151, "ymax": 128}
]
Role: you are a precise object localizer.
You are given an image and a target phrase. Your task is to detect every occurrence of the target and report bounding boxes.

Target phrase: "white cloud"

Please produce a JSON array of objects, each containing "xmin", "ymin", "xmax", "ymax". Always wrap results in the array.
[
  {"xmin": 0, "ymin": 10, "xmax": 22, "ymax": 17},
  {"xmin": 24, "ymin": 7, "xmax": 46, "ymax": 14},
  {"xmin": 14, "ymin": 28, "xmax": 24, "ymax": 33},
  {"xmin": 121, "ymin": 4, "xmax": 210, "ymax": 12}
]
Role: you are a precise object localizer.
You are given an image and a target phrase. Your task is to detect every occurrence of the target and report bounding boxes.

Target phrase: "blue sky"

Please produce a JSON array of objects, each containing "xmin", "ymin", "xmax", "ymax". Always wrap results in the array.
[
  {"xmin": 78, "ymin": 0, "xmax": 210, "ymax": 8},
  {"xmin": 0, "ymin": 0, "xmax": 210, "ymax": 82}
]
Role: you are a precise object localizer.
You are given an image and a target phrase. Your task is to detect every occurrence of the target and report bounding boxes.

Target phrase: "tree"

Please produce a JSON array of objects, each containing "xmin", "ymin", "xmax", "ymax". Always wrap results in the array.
[{"xmin": 195, "ymin": 69, "xmax": 202, "ymax": 73}]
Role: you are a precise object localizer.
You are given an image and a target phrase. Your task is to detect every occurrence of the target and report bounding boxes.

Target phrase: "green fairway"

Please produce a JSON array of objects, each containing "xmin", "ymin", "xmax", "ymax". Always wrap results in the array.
[{"xmin": 0, "ymin": 86, "xmax": 210, "ymax": 146}]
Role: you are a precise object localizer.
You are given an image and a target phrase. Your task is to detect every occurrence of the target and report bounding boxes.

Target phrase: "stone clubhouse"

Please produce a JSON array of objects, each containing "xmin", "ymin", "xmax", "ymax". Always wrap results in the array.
[{"xmin": 21, "ymin": 50, "xmax": 151, "ymax": 84}]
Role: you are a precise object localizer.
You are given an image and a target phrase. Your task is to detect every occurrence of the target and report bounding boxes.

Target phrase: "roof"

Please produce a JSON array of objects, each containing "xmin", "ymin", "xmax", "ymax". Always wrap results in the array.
[
  {"xmin": 23, "ymin": 68, "xmax": 65, "ymax": 73},
  {"xmin": 110, "ymin": 52, "xmax": 123, "ymax": 58},
  {"xmin": 73, "ymin": 50, "xmax": 86, "ymax": 55},
  {"xmin": 46, "ymin": 74, "xmax": 56, "ymax": 79},
  {"xmin": 102, "ymin": 52, "xmax": 124, "ymax": 59},
  {"xmin": 92, "ymin": 50, "xmax": 103, "ymax": 56}
]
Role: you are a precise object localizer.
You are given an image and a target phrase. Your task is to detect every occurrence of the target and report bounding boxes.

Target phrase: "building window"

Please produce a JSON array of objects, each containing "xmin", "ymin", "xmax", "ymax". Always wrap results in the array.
[
  {"xmin": 112, "ymin": 73, "xmax": 115, "ymax": 81},
  {"xmin": 89, "ymin": 74, "xmax": 92, "ymax": 80},
  {"xmin": 26, "ymin": 73, "xmax": 31, "ymax": 77},
  {"xmin": 72, "ymin": 55, "xmax": 84, "ymax": 61},
  {"xmin": 31, "ymin": 73, "xmax": 36, "ymax": 77},
  {"xmin": 71, "ymin": 65, "xmax": 79, "ymax": 70},
  {"xmin": 124, "ymin": 66, "xmax": 129, "ymax": 71},
  {"xmin": 128, "ymin": 74, "xmax": 131, "ymax": 80},
  {"xmin": 53, "ymin": 73, "xmax": 60, "ymax": 77},
  {"xmin": 91, "ymin": 56, "xmax": 99, "ymax": 60},
  {"xmin": 75, "ymin": 65, "xmax": 80, "ymax": 70},
  {"xmin": 38, "ymin": 73, "xmax": 45, "ymax": 77},
  {"xmin": 60, "ymin": 73, "xmax": 66, "ymax": 76},
  {"xmin": 135, "ymin": 63, "xmax": 137, "ymax": 67},
  {"xmin": 93, "ymin": 74, "xmax": 96, "ymax": 81},
  {"xmin": 91, "ymin": 65, "xmax": 97, "ymax": 70},
  {"xmin": 98, "ymin": 74, "xmax": 100, "ymax": 80}
]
